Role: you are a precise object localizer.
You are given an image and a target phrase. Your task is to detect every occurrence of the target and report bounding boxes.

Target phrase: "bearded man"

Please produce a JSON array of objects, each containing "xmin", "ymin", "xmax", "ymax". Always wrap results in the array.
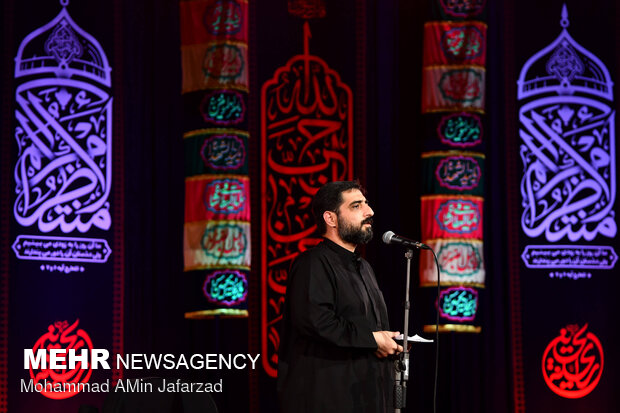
[{"xmin": 277, "ymin": 181, "xmax": 402, "ymax": 413}]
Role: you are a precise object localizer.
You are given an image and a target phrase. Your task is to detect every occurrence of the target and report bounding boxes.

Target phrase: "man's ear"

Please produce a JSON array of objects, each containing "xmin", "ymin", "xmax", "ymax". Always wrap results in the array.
[{"xmin": 323, "ymin": 211, "xmax": 337, "ymax": 229}]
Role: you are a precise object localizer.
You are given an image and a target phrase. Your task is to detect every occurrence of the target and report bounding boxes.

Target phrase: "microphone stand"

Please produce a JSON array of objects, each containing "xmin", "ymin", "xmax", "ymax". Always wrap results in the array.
[{"xmin": 394, "ymin": 248, "xmax": 413, "ymax": 412}]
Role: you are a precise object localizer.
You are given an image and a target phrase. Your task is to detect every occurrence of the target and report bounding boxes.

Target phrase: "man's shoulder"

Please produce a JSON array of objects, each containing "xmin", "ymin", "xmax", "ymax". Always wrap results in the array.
[
  {"xmin": 293, "ymin": 241, "xmax": 330, "ymax": 263},
  {"xmin": 288, "ymin": 242, "xmax": 339, "ymax": 286}
]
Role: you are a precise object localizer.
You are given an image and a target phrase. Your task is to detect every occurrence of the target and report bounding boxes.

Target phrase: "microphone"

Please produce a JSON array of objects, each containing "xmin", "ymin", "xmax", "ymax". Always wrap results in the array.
[{"xmin": 382, "ymin": 231, "xmax": 430, "ymax": 250}]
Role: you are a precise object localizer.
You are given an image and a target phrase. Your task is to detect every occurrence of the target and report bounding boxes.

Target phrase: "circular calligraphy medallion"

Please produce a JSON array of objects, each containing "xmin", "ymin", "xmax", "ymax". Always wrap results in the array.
[
  {"xmin": 542, "ymin": 324, "xmax": 604, "ymax": 398},
  {"xmin": 30, "ymin": 319, "xmax": 94, "ymax": 399}
]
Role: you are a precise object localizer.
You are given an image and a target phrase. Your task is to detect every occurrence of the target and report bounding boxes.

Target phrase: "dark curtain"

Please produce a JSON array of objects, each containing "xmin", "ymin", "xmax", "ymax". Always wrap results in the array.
[{"xmin": 121, "ymin": 0, "xmax": 186, "ymax": 358}]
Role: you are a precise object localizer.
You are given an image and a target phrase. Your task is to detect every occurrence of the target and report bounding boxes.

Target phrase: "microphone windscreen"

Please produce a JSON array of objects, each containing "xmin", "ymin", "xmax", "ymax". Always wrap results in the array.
[{"xmin": 382, "ymin": 231, "xmax": 395, "ymax": 244}]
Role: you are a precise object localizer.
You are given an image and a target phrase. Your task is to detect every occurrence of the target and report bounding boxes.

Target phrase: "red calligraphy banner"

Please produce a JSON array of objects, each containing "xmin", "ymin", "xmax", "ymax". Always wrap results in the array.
[
  {"xmin": 260, "ymin": 22, "xmax": 354, "ymax": 377},
  {"xmin": 180, "ymin": 0, "xmax": 249, "ymax": 46},
  {"xmin": 423, "ymin": 21, "xmax": 487, "ymax": 67},
  {"xmin": 421, "ymin": 195, "xmax": 484, "ymax": 240},
  {"xmin": 422, "ymin": 66, "xmax": 486, "ymax": 113}
]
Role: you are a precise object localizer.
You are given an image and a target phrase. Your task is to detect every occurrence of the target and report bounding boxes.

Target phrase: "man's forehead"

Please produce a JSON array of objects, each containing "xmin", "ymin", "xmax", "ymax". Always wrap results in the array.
[{"xmin": 341, "ymin": 188, "xmax": 366, "ymax": 203}]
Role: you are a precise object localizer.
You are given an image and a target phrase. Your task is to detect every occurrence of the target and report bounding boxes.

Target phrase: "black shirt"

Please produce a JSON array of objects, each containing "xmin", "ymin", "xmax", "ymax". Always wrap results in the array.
[{"xmin": 277, "ymin": 238, "xmax": 393, "ymax": 412}]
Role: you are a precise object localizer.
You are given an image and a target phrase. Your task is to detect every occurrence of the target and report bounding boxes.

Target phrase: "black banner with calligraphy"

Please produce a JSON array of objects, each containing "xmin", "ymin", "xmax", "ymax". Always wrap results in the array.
[
  {"xmin": 3, "ymin": 1, "xmax": 123, "ymax": 412},
  {"xmin": 506, "ymin": 0, "xmax": 620, "ymax": 410}
]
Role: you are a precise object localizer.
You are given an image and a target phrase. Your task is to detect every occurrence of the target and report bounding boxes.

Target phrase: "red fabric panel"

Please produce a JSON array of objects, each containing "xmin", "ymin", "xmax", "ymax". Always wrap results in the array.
[
  {"xmin": 423, "ymin": 21, "xmax": 487, "ymax": 66},
  {"xmin": 421, "ymin": 195, "xmax": 484, "ymax": 240},
  {"xmin": 422, "ymin": 66, "xmax": 486, "ymax": 113},
  {"xmin": 180, "ymin": 0, "xmax": 248, "ymax": 46},
  {"xmin": 185, "ymin": 175, "xmax": 251, "ymax": 222}
]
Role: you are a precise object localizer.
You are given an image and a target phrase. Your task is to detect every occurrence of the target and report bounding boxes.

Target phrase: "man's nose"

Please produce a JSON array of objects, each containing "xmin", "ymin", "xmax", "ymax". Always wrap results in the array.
[{"xmin": 364, "ymin": 204, "xmax": 374, "ymax": 216}]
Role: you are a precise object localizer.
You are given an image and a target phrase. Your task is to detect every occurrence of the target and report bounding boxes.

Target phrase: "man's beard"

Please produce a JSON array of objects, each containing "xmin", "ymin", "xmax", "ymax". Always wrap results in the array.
[{"xmin": 337, "ymin": 215, "xmax": 374, "ymax": 245}]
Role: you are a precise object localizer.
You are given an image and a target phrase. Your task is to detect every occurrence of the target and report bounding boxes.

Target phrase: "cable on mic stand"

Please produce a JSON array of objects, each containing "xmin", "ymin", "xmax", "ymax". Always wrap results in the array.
[
  {"xmin": 393, "ymin": 248, "xmax": 413, "ymax": 412},
  {"xmin": 392, "ymin": 245, "xmax": 441, "ymax": 413},
  {"xmin": 383, "ymin": 231, "xmax": 439, "ymax": 412},
  {"xmin": 431, "ymin": 249, "xmax": 440, "ymax": 413}
]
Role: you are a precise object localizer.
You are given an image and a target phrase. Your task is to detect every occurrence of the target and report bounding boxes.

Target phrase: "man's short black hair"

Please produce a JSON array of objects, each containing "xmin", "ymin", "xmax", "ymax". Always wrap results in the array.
[{"xmin": 312, "ymin": 180, "xmax": 364, "ymax": 236}]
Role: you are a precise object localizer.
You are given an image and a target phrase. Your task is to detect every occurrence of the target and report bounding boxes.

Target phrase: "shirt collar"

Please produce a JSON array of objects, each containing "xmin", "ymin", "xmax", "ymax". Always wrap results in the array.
[{"xmin": 322, "ymin": 238, "xmax": 361, "ymax": 267}]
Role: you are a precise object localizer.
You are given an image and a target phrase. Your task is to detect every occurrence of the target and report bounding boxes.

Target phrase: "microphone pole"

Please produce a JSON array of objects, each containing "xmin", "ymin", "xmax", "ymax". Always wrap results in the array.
[{"xmin": 394, "ymin": 248, "xmax": 413, "ymax": 412}]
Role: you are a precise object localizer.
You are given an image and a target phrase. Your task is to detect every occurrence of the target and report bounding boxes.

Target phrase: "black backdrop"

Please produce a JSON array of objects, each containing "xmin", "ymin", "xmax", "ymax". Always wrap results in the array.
[{"xmin": 1, "ymin": 0, "xmax": 618, "ymax": 412}]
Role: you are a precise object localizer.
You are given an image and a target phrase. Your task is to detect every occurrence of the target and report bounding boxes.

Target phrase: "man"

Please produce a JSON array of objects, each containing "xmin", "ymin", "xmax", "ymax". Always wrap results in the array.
[{"xmin": 277, "ymin": 181, "xmax": 402, "ymax": 412}]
